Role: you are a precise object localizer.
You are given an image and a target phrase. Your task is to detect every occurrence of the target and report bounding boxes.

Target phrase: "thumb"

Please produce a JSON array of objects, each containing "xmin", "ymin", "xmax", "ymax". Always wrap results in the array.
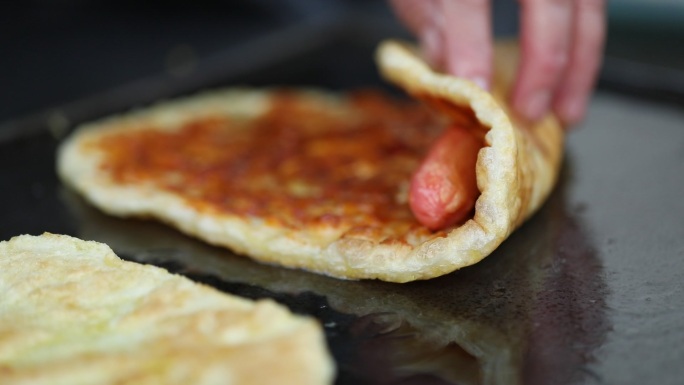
[{"xmin": 390, "ymin": 0, "xmax": 445, "ymax": 69}]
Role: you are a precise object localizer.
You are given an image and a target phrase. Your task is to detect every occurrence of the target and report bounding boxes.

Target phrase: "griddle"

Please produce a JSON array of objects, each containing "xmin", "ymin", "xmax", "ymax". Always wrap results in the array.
[{"xmin": 2, "ymin": 17, "xmax": 684, "ymax": 385}]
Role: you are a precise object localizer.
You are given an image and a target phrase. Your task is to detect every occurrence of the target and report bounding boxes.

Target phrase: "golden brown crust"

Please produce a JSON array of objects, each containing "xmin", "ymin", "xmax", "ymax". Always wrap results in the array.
[
  {"xmin": 57, "ymin": 41, "xmax": 563, "ymax": 282},
  {"xmin": 0, "ymin": 233, "xmax": 334, "ymax": 385}
]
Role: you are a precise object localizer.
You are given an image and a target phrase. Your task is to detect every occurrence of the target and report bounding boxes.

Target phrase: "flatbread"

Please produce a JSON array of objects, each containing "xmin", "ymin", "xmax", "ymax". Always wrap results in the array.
[
  {"xmin": 57, "ymin": 40, "xmax": 564, "ymax": 283},
  {"xmin": 0, "ymin": 233, "xmax": 334, "ymax": 385}
]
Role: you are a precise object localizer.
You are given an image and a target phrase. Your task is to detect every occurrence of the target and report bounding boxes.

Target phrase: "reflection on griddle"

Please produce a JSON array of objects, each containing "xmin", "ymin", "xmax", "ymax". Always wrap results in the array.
[
  {"xmin": 59, "ymin": 158, "xmax": 609, "ymax": 385},
  {"xmin": 522, "ymin": 159, "xmax": 610, "ymax": 385}
]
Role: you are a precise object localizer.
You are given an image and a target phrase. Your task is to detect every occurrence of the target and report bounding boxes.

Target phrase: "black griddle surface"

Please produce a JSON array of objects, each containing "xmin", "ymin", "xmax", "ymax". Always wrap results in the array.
[{"xmin": 2, "ymin": 22, "xmax": 684, "ymax": 385}]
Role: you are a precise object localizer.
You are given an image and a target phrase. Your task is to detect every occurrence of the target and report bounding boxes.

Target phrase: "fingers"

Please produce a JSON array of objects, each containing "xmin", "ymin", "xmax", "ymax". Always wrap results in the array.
[
  {"xmin": 552, "ymin": 0, "xmax": 606, "ymax": 125},
  {"xmin": 514, "ymin": 0, "xmax": 605, "ymax": 125},
  {"xmin": 389, "ymin": 0, "xmax": 434, "ymax": 34},
  {"xmin": 390, "ymin": 0, "xmax": 605, "ymax": 125},
  {"xmin": 441, "ymin": 0, "xmax": 493, "ymax": 89},
  {"xmin": 390, "ymin": 0, "xmax": 492, "ymax": 87},
  {"xmin": 409, "ymin": 125, "xmax": 481, "ymax": 230},
  {"xmin": 389, "ymin": 0, "xmax": 445, "ymax": 68},
  {"xmin": 513, "ymin": 0, "xmax": 574, "ymax": 122}
]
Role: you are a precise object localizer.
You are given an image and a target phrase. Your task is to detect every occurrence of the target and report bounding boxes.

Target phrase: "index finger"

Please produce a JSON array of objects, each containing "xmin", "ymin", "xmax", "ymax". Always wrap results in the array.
[{"xmin": 513, "ymin": 0, "xmax": 574, "ymax": 121}]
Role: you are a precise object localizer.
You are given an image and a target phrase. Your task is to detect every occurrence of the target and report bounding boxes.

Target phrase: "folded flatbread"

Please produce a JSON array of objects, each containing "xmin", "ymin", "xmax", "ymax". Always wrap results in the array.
[
  {"xmin": 57, "ymin": 40, "xmax": 563, "ymax": 283},
  {"xmin": 0, "ymin": 233, "xmax": 334, "ymax": 385}
]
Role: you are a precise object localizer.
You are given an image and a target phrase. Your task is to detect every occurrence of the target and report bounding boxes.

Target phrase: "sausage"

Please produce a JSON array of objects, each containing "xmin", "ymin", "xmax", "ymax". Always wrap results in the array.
[{"xmin": 409, "ymin": 125, "xmax": 481, "ymax": 230}]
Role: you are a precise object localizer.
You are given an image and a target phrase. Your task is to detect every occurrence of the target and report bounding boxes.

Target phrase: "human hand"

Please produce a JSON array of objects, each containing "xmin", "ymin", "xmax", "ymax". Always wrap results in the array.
[
  {"xmin": 390, "ymin": 0, "xmax": 606, "ymax": 230},
  {"xmin": 390, "ymin": 0, "xmax": 606, "ymax": 125}
]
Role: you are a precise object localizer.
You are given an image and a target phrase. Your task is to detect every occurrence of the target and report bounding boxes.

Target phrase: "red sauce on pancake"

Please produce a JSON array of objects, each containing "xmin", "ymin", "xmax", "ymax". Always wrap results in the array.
[{"xmin": 96, "ymin": 91, "xmax": 453, "ymax": 243}]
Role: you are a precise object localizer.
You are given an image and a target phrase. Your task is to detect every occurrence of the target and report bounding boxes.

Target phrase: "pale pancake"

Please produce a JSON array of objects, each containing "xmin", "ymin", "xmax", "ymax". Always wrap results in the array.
[{"xmin": 0, "ymin": 233, "xmax": 334, "ymax": 385}]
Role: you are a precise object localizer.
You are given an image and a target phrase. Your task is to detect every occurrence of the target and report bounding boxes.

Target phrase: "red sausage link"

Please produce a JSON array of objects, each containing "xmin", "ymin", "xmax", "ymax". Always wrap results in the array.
[{"xmin": 409, "ymin": 125, "xmax": 481, "ymax": 230}]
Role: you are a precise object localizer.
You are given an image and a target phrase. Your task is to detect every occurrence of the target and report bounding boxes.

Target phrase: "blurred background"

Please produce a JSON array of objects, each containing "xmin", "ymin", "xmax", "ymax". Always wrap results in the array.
[{"xmin": 1, "ymin": 0, "xmax": 684, "ymax": 135}]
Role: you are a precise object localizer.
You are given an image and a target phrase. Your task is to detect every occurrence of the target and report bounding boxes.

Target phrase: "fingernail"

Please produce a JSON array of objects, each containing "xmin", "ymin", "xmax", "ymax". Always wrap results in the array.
[
  {"xmin": 471, "ymin": 76, "xmax": 489, "ymax": 91},
  {"xmin": 523, "ymin": 90, "xmax": 551, "ymax": 121},
  {"xmin": 561, "ymin": 98, "xmax": 585, "ymax": 125}
]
